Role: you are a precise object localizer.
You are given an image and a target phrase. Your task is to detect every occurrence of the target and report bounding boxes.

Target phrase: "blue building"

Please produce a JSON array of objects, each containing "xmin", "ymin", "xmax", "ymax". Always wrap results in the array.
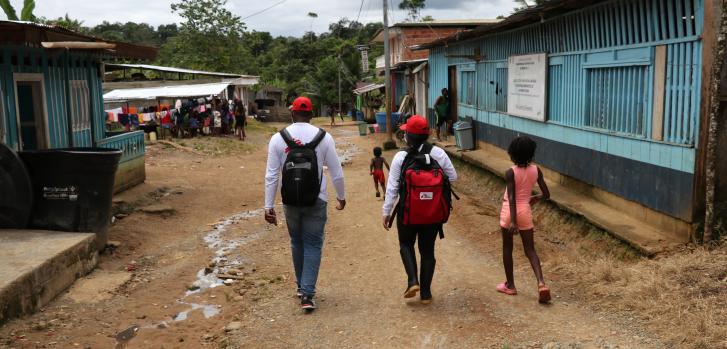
[
  {"xmin": 418, "ymin": 0, "xmax": 727, "ymax": 241},
  {"xmin": 0, "ymin": 21, "xmax": 156, "ymax": 192}
]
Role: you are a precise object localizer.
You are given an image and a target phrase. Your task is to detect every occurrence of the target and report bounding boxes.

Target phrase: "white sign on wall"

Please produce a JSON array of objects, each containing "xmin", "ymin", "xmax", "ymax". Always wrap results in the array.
[
  {"xmin": 507, "ymin": 53, "xmax": 547, "ymax": 121},
  {"xmin": 361, "ymin": 49, "xmax": 369, "ymax": 73}
]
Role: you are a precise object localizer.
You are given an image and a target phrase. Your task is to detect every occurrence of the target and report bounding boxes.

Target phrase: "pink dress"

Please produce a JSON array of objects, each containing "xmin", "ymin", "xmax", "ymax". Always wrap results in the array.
[{"xmin": 499, "ymin": 164, "xmax": 538, "ymax": 230}]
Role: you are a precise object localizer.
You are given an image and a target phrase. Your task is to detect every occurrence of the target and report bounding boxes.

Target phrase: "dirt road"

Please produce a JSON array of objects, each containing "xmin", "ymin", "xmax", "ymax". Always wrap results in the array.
[{"xmin": 0, "ymin": 123, "xmax": 659, "ymax": 349}]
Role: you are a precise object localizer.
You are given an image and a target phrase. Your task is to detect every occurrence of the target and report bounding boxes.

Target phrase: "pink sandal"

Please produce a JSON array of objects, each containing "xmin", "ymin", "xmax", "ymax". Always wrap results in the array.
[
  {"xmin": 538, "ymin": 284, "xmax": 551, "ymax": 303},
  {"xmin": 496, "ymin": 282, "xmax": 517, "ymax": 295}
]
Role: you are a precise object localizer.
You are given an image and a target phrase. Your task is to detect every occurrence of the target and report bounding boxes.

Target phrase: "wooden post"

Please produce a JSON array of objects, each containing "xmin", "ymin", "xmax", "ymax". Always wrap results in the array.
[{"xmin": 695, "ymin": 0, "xmax": 724, "ymax": 242}]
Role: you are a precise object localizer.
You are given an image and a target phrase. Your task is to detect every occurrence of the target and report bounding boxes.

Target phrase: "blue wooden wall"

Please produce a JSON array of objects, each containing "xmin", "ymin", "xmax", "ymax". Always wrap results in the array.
[
  {"xmin": 0, "ymin": 46, "xmax": 106, "ymax": 150},
  {"xmin": 427, "ymin": 0, "xmax": 704, "ymax": 221}
]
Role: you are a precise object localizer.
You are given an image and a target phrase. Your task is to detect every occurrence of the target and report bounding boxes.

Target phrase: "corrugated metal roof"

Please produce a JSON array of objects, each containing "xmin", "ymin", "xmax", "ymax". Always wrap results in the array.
[
  {"xmin": 105, "ymin": 63, "xmax": 252, "ymax": 79},
  {"xmin": 392, "ymin": 19, "xmax": 501, "ymax": 27},
  {"xmin": 412, "ymin": 0, "xmax": 609, "ymax": 50},
  {"xmin": 0, "ymin": 20, "xmax": 158, "ymax": 60},
  {"xmin": 353, "ymin": 83, "xmax": 384, "ymax": 95},
  {"xmin": 103, "ymin": 82, "xmax": 231, "ymax": 101}
]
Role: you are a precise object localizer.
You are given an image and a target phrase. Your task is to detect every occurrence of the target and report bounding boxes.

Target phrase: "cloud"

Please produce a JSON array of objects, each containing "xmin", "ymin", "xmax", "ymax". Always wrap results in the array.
[{"xmin": 9, "ymin": 0, "xmax": 516, "ymax": 37}]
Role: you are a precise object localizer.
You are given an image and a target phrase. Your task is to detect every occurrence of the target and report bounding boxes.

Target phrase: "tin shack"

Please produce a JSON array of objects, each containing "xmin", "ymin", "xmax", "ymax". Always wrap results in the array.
[{"xmin": 0, "ymin": 21, "xmax": 157, "ymax": 192}]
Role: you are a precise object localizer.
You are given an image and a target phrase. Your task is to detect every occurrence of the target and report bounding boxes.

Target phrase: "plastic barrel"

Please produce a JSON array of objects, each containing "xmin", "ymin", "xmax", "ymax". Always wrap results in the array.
[
  {"xmin": 19, "ymin": 148, "xmax": 122, "ymax": 250},
  {"xmin": 374, "ymin": 112, "xmax": 400, "ymax": 133}
]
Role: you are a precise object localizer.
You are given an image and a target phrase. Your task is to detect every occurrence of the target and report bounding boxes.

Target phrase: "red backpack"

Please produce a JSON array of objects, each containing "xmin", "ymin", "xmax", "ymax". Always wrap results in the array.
[{"xmin": 394, "ymin": 143, "xmax": 457, "ymax": 235}]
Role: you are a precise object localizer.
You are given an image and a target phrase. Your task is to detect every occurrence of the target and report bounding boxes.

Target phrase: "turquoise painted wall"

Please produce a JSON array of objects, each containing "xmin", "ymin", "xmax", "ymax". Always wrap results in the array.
[
  {"xmin": 427, "ymin": 0, "xmax": 702, "ymax": 174},
  {"xmin": 1, "ymin": 46, "xmax": 106, "ymax": 150}
]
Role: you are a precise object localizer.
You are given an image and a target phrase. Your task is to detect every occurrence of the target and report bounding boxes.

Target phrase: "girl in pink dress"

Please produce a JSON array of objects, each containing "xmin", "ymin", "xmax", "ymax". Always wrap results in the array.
[{"xmin": 497, "ymin": 136, "xmax": 551, "ymax": 303}]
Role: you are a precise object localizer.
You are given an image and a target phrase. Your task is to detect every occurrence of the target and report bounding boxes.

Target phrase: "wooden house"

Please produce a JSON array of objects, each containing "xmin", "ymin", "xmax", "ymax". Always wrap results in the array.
[
  {"xmin": 416, "ymin": 0, "xmax": 727, "ymax": 242},
  {"xmin": 0, "ymin": 21, "xmax": 157, "ymax": 192}
]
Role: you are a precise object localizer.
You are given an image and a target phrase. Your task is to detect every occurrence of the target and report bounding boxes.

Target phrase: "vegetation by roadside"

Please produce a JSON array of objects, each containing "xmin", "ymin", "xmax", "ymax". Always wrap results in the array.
[{"xmin": 452, "ymin": 157, "xmax": 727, "ymax": 349}]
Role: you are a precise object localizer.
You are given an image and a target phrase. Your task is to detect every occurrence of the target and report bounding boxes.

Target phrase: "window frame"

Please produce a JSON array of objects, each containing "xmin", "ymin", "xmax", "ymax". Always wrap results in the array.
[{"xmin": 70, "ymin": 80, "xmax": 91, "ymax": 132}]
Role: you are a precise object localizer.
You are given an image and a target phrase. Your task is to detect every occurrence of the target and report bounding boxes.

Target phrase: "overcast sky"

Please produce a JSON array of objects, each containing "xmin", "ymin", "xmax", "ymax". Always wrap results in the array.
[{"xmin": 15, "ymin": 0, "xmax": 518, "ymax": 37}]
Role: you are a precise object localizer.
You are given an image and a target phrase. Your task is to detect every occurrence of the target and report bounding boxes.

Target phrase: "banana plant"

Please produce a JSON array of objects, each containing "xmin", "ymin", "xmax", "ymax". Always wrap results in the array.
[{"xmin": 0, "ymin": 0, "xmax": 36, "ymax": 21}]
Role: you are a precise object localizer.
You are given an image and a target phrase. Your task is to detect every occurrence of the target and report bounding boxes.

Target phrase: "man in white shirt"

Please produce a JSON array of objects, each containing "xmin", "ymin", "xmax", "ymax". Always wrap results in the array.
[{"xmin": 264, "ymin": 96, "xmax": 346, "ymax": 311}]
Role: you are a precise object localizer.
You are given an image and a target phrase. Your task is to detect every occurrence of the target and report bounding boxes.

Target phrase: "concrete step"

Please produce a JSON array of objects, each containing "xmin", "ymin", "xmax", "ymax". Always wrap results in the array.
[
  {"xmin": 0, "ymin": 230, "xmax": 98, "ymax": 325},
  {"xmin": 435, "ymin": 141, "xmax": 685, "ymax": 256}
]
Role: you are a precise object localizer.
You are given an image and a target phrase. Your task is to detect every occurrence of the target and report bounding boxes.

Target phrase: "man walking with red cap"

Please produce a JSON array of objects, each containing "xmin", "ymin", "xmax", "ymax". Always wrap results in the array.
[
  {"xmin": 264, "ymin": 96, "xmax": 346, "ymax": 312},
  {"xmin": 382, "ymin": 115, "xmax": 457, "ymax": 305}
]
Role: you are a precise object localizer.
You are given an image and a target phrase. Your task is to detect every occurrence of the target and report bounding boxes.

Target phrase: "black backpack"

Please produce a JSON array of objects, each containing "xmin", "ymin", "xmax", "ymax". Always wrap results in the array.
[{"xmin": 280, "ymin": 128, "xmax": 327, "ymax": 207}]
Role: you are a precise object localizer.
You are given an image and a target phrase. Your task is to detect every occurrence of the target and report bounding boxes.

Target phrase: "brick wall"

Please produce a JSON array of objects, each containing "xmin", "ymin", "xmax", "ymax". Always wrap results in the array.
[{"xmin": 395, "ymin": 27, "xmax": 464, "ymax": 62}]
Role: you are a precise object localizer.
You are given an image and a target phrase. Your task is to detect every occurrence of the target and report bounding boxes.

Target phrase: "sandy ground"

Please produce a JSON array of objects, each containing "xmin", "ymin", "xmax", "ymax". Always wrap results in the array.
[{"xmin": 0, "ymin": 122, "xmax": 662, "ymax": 349}]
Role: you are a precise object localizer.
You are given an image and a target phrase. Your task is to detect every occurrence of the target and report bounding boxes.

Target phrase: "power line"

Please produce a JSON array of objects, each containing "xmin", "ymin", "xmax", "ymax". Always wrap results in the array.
[
  {"xmin": 241, "ymin": 0, "xmax": 287, "ymax": 21},
  {"xmin": 354, "ymin": 0, "xmax": 366, "ymax": 24}
]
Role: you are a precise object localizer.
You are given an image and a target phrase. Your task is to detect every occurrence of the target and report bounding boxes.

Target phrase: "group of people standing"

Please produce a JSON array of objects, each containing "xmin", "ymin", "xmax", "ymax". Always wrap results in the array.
[
  {"xmin": 173, "ymin": 97, "xmax": 251, "ymax": 141},
  {"xmin": 265, "ymin": 96, "xmax": 550, "ymax": 312}
]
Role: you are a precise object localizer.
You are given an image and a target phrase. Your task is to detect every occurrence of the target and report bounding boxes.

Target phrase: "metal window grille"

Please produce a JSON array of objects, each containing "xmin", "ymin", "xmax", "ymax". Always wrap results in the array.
[
  {"xmin": 460, "ymin": 71, "xmax": 476, "ymax": 105},
  {"xmin": 473, "ymin": 0, "xmax": 700, "ymax": 60},
  {"xmin": 586, "ymin": 66, "xmax": 649, "ymax": 137},
  {"xmin": 70, "ymin": 80, "xmax": 90, "ymax": 132}
]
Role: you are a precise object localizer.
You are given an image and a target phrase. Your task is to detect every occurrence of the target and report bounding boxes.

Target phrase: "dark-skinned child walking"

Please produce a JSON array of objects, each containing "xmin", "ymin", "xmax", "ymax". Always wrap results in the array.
[
  {"xmin": 497, "ymin": 136, "xmax": 551, "ymax": 303},
  {"xmin": 370, "ymin": 147, "xmax": 390, "ymax": 198}
]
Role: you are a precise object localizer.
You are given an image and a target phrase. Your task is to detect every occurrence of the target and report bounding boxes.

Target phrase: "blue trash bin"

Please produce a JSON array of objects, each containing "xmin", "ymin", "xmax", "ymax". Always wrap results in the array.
[{"xmin": 375, "ymin": 112, "xmax": 400, "ymax": 133}]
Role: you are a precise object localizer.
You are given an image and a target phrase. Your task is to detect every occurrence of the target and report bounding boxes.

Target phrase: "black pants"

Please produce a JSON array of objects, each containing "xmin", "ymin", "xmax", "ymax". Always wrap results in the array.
[{"xmin": 397, "ymin": 222, "xmax": 439, "ymax": 297}]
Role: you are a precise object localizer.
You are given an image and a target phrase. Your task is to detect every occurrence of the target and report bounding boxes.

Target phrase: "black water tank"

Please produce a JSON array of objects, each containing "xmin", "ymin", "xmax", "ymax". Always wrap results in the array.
[
  {"xmin": 0, "ymin": 143, "xmax": 33, "ymax": 229},
  {"xmin": 19, "ymin": 148, "xmax": 122, "ymax": 250}
]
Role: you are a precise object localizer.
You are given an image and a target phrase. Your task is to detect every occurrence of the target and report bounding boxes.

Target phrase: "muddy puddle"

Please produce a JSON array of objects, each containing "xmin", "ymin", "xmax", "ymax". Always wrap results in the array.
[{"xmin": 117, "ymin": 209, "xmax": 273, "ymax": 347}]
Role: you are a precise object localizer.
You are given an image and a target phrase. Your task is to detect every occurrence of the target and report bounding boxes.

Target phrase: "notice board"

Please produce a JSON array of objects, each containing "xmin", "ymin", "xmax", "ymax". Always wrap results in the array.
[{"xmin": 507, "ymin": 53, "xmax": 547, "ymax": 121}]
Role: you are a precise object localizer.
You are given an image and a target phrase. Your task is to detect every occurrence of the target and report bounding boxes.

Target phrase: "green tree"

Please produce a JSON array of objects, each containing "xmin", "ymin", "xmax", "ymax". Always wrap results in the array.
[
  {"xmin": 399, "ymin": 0, "xmax": 425, "ymax": 22},
  {"xmin": 39, "ymin": 14, "xmax": 86, "ymax": 32},
  {"xmin": 159, "ymin": 0, "xmax": 251, "ymax": 72},
  {"xmin": 0, "ymin": 0, "xmax": 35, "ymax": 21}
]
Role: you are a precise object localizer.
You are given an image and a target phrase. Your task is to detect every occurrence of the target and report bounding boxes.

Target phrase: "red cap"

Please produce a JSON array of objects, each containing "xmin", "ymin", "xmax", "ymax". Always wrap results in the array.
[
  {"xmin": 399, "ymin": 115, "xmax": 429, "ymax": 135},
  {"xmin": 291, "ymin": 96, "xmax": 313, "ymax": 112}
]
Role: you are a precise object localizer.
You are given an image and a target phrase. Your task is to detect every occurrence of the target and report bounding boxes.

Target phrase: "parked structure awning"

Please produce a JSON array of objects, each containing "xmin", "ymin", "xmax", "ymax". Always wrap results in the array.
[
  {"xmin": 103, "ymin": 82, "xmax": 231, "ymax": 101},
  {"xmin": 411, "ymin": 62, "xmax": 428, "ymax": 74},
  {"xmin": 353, "ymin": 83, "xmax": 385, "ymax": 95},
  {"xmin": 105, "ymin": 63, "xmax": 250, "ymax": 79}
]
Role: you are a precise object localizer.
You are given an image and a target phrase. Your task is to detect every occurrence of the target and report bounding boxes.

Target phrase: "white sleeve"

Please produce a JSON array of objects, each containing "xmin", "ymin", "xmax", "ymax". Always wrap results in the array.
[
  {"xmin": 382, "ymin": 152, "xmax": 406, "ymax": 216},
  {"xmin": 323, "ymin": 135, "xmax": 346, "ymax": 201},
  {"xmin": 434, "ymin": 147, "xmax": 458, "ymax": 182},
  {"xmin": 264, "ymin": 134, "xmax": 284, "ymax": 209}
]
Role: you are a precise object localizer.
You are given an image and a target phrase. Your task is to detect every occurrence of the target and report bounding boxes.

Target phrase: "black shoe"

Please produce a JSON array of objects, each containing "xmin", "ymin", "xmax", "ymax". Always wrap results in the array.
[
  {"xmin": 376, "ymin": 192, "xmax": 381, "ymax": 197},
  {"xmin": 400, "ymin": 245, "xmax": 419, "ymax": 298},
  {"xmin": 301, "ymin": 295, "xmax": 316, "ymax": 311},
  {"xmin": 420, "ymin": 293, "xmax": 432, "ymax": 305},
  {"xmin": 296, "ymin": 289, "xmax": 303, "ymax": 298},
  {"xmin": 420, "ymin": 258, "xmax": 436, "ymax": 303}
]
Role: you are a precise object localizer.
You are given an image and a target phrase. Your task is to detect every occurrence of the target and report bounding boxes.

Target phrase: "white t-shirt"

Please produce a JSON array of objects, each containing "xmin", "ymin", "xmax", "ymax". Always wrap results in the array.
[
  {"xmin": 382, "ymin": 145, "xmax": 457, "ymax": 216},
  {"xmin": 264, "ymin": 123, "xmax": 345, "ymax": 209}
]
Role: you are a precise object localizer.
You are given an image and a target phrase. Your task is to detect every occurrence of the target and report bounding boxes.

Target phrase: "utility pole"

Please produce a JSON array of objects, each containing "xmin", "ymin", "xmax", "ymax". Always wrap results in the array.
[
  {"xmin": 338, "ymin": 64, "xmax": 342, "ymax": 121},
  {"xmin": 383, "ymin": 0, "xmax": 393, "ymax": 144}
]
